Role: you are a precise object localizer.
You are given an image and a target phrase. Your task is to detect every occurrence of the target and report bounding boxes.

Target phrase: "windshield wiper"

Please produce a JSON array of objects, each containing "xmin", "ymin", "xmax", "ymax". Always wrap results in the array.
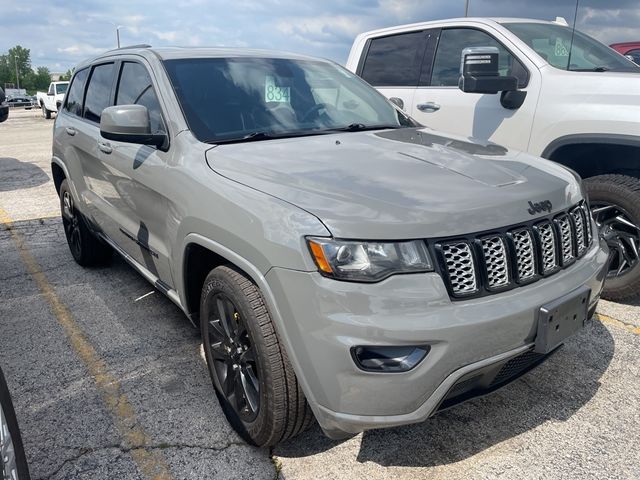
[{"xmin": 321, "ymin": 123, "xmax": 404, "ymax": 133}]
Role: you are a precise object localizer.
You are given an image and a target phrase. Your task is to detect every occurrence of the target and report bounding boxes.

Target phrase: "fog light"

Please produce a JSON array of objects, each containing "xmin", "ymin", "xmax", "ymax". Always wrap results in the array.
[{"xmin": 351, "ymin": 345, "xmax": 430, "ymax": 372}]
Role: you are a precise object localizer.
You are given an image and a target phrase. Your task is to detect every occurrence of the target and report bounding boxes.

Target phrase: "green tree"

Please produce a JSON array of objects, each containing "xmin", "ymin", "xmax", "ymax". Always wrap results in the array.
[
  {"xmin": 33, "ymin": 66, "xmax": 52, "ymax": 91},
  {"xmin": 7, "ymin": 45, "xmax": 31, "ymax": 89},
  {"xmin": 0, "ymin": 55, "xmax": 12, "ymax": 88},
  {"xmin": 59, "ymin": 68, "xmax": 74, "ymax": 81}
]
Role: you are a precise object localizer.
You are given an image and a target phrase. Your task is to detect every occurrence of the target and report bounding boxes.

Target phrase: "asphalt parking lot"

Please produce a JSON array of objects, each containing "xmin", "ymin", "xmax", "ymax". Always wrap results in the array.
[{"xmin": 1, "ymin": 109, "xmax": 639, "ymax": 480}]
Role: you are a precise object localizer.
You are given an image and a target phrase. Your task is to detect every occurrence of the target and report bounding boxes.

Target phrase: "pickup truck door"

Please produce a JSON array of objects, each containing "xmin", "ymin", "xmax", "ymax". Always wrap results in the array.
[
  {"xmin": 356, "ymin": 29, "xmax": 438, "ymax": 114},
  {"xmin": 410, "ymin": 27, "xmax": 540, "ymax": 152}
]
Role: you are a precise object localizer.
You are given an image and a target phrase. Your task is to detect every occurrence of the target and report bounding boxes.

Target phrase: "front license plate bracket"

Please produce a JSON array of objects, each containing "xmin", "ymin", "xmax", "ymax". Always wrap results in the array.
[{"xmin": 535, "ymin": 286, "xmax": 591, "ymax": 354}]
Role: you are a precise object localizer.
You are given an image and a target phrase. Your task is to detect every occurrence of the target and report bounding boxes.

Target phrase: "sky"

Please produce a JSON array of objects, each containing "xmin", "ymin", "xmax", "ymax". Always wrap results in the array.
[{"xmin": 1, "ymin": 0, "xmax": 638, "ymax": 73}]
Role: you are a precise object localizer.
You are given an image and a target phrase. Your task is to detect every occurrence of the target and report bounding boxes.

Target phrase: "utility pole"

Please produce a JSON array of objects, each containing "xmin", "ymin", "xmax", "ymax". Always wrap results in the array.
[
  {"xmin": 464, "ymin": 0, "xmax": 469, "ymax": 16},
  {"xmin": 14, "ymin": 54, "xmax": 20, "ymax": 89}
]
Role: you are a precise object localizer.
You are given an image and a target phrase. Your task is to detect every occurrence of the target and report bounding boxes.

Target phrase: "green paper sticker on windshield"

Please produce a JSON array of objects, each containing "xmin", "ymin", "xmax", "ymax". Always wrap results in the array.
[
  {"xmin": 265, "ymin": 75, "xmax": 291, "ymax": 103},
  {"xmin": 554, "ymin": 38, "xmax": 569, "ymax": 57}
]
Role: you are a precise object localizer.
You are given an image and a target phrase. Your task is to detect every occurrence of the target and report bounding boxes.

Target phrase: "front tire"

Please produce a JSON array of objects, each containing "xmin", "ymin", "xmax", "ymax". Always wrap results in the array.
[
  {"xmin": 585, "ymin": 174, "xmax": 640, "ymax": 301},
  {"xmin": 59, "ymin": 179, "xmax": 111, "ymax": 266},
  {"xmin": 1, "ymin": 367, "xmax": 31, "ymax": 480},
  {"xmin": 200, "ymin": 266, "xmax": 314, "ymax": 446},
  {"xmin": 41, "ymin": 103, "xmax": 51, "ymax": 119}
]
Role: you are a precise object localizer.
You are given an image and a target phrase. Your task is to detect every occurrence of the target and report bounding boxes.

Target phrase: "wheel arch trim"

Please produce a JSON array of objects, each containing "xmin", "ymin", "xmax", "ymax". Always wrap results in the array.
[
  {"xmin": 179, "ymin": 233, "xmax": 322, "ymax": 413},
  {"xmin": 541, "ymin": 133, "xmax": 640, "ymax": 160}
]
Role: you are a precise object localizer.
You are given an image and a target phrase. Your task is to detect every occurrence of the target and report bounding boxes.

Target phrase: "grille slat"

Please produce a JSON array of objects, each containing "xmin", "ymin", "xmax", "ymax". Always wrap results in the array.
[
  {"xmin": 537, "ymin": 221, "xmax": 558, "ymax": 274},
  {"xmin": 441, "ymin": 242, "xmax": 477, "ymax": 295},
  {"xmin": 512, "ymin": 228, "xmax": 536, "ymax": 281},
  {"xmin": 556, "ymin": 214, "xmax": 575, "ymax": 265},
  {"xmin": 437, "ymin": 203, "xmax": 591, "ymax": 298},
  {"xmin": 571, "ymin": 208, "xmax": 587, "ymax": 256},
  {"xmin": 481, "ymin": 236, "xmax": 510, "ymax": 288}
]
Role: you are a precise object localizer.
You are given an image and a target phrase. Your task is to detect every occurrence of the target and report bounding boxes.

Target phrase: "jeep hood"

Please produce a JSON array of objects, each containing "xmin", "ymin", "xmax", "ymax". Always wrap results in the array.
[{"xmin": 205, "ymin": 128, "xmax": 582, "ymax": 239}]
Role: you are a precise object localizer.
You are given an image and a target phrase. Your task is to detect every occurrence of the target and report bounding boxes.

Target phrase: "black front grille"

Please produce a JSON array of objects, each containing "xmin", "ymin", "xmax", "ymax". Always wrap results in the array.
[
  {"xmin": 436, "ymin": 348, "xmax": 552, "ymax": 413},
  {"xmin": 489, "ymin": 350, "xmax": 546, "ymax": 387},
  {"xmin": 433, "ymin": 202, "xmax": 593, "ymax": 299}
]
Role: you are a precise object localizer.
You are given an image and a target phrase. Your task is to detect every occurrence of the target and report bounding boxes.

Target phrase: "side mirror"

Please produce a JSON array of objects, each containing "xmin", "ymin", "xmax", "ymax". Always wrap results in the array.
[
  {"xmin": 458, "ymin": 46, "xmax": 518, "ymax": 94},
  {"xmin": 100, "ymin": 105, "xmax": 166, "ymax": 148},
  {"xmin": 388, "ymin": 97, "xmax": 404, "ymax": 110}
]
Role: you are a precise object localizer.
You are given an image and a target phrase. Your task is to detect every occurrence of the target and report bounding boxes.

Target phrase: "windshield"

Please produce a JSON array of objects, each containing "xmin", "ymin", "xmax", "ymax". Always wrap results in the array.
[
  {"xmin": 55, "ymin": 83, "xmax": 68, "ymax": 95},
  {"xmin": 163, "ymin": 57, "xmax": 414, "ymax": 143},
  {"xmin": 503, "ymin": 22, "xmax": 639, "ymax": 72}
]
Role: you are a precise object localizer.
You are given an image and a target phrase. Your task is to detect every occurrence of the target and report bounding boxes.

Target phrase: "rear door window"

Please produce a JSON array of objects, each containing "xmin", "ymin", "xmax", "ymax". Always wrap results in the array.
[
  {"xmin": 83, "ymin": 63, "xmax": 115, "ymax": 123},
  {"xmin": 64, "ymin": 68, "xmax": 89, "ymax": 117},
  {"xmin": 115, "ymin": 62, "xmax": 166, "ymax": 134},
  {"xmin": 431, "ymin": 28, "xmax": 528, "ymax": 87},
  {"xmin": 359, "ymin": 31, "xmax": 428, "ymax": 87}
]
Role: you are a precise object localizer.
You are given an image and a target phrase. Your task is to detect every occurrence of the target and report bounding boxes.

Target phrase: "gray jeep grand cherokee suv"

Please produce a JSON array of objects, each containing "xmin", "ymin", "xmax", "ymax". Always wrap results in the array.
[{"xmin": 52, "ymin": 46, "xmax": 609, "ymax": 446}]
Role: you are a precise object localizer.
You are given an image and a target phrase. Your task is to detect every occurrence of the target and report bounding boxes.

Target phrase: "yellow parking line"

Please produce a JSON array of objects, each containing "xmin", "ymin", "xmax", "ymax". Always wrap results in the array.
[
  {"xmin": 0, "ymin": 208, "xmax": 174, "ymax": 480},
  {"xmin": 597, "ymin": 313, "xmax": 640, "ymax": 336}
]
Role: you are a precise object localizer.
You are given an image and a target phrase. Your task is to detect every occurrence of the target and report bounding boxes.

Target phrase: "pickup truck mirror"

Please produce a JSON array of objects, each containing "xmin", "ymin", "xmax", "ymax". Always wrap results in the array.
[
  {"xmin": 100, "ymin": 105, "xmax": 166, "ymax": 148},
  {"xmin": 458, "ymin": 46, "xmax": 518, "ymax": 94}
]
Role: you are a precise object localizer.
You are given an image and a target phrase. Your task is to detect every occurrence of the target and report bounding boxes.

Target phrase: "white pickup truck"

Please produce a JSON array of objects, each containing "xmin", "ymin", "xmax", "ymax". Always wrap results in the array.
[
  {"xmin": 347, "ymin": 17, "xmax": 640, "ymax": 300},
  {"xmin": 36, "ymin": 81, "xmax": 69, "ymax": 119}
]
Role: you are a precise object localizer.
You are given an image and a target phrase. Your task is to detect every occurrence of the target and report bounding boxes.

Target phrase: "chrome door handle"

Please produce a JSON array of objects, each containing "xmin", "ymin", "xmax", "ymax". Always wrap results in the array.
[
  {"xmin": 98, "ymin": 142, "xmax": 113, "ymax": 154},
  {"xmin": 416, "ymin": 102, "xmax": 441, "ymax": 112},
  {"xmin": 65, "ymin": 127, "xmax": 76, "ymax": 136}
]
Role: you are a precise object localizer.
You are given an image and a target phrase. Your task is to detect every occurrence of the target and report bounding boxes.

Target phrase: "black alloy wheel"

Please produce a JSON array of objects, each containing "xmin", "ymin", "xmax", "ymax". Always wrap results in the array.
[
  {"xmin": 591, "ymin": 202, "xmax": 640, "ymax": 278},
  {"xmin": 61, "ymin": 189, "xmax": 82, "ymax": 260},
  {"xmin": 205, "ymin": 293, "xmax": 260, "ymax": 422}
]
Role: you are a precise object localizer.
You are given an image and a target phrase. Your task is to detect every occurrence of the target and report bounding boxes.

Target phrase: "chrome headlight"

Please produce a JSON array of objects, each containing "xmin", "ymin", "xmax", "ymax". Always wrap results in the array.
[{"xmin": 307, "ymin": 237, "xmax": 433, "ymax": 282}]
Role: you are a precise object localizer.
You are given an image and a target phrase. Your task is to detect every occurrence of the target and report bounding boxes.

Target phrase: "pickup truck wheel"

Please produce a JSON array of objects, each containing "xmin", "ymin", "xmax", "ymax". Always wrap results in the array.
[
  {"xmin": 585, "ymin": 174, "xmax": 640, "ymax": 301},
  {"xmin": 200, "ymin": 266, "xmax": 314, "ymax": 446},
  {"xmin": 59, "ymin": 179, "xmax": 111, "ymax": 266},
  {"xmin": 1, "ymin": 368, "xmax": 31, "ymax": 480},
  {"xmin": 41, "ymin": 103, "xmax": 51, "ymax": 119}
]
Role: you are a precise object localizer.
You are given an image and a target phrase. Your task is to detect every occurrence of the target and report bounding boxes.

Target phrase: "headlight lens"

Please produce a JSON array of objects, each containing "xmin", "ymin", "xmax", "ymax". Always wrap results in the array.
[{"xmin": 307, "ymin": 237, "xmax": 433, "ymax": 282}]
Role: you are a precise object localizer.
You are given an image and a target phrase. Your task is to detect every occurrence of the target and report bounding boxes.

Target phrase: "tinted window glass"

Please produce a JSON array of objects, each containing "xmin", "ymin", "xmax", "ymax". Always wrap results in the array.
[
  {"xmin": 64, "ymin": 68, "xmax": 88, "ymax": 117},
  {"xmin": 360, "ymin": 31, "xmax": 427, "ymax": 87},
  {"xmin": 116, "ymin": 62, "xmax": 166, "ymax": 134},
  {"xmin": 55, "ymin": 83, "xmax": 68, "ymax": 95},
  {"xmin": 84, "ymin": 63, "xmax": 115, "ymax": 123},
  {"xmin": 504, "ymin": 23, "xmax": 639, "ymax": 72},
  {"xmin": 625, "ymin": 49, "xmax": 640, "ymax": 65},
  {"xmin": 163, "ymin": 57, "xmax": 412, "ymax": 143},
  {"xmin": 431, "ymin": 28, "xmax": 528, "ymax": 87}
]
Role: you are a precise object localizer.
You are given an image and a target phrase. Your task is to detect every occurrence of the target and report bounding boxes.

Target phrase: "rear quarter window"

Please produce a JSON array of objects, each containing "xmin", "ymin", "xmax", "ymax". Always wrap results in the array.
[{"xmin": 64, "ymin": 69, "xmax": 89, "ymax": 117}]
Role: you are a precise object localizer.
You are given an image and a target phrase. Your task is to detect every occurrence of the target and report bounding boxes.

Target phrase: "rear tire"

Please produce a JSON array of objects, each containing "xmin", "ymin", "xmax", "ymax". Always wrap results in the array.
[
  {"xmin": 1, "ymin": 367, "xmax": 31, "ymax": 480},
  {"xmin": 200, "ymin": 265, "xmax": 314, "ymax": 446},
  {"xmin": 585, "ymin": 174, "xmax": 640, "ymax": 301},
  {"xmin": 59, "ymin": 179, "xmax": 111, "ymax": 267}
]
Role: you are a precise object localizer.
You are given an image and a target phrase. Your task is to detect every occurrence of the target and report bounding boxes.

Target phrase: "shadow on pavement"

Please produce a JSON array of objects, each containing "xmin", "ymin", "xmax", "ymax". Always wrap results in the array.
[
  {"xmin": 276, "ymin": 319, "xmax": 614, "ymax": 467},
  {"xmin": 0, "ymin": 157, "xmax": 50, "ymax": 192}
]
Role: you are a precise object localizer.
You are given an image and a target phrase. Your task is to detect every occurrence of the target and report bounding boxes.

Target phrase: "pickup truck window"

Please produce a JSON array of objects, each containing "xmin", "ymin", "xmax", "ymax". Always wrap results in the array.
[
  {"xmin": 164, "ymin": 57, "xmax": 407, "ymax": 143},
  {"xmin": 83, "ymin": 63, "xmax": 115, "ymax": 123},
  {"xmin": 116, "ymin": 62, "xmax": 166, "ymax": 134},
  {"xmin": 359, "ymin": 31, "xmax": 428, "ymax": 87},
  {"xmin": 431, "ymin": 28, "xmax": 528, "ymax": 87},
  {"xmin": 55, "ymin": 83, "xmax": 68, "ymax": 95},
  {"xmin": 503, "ymin": 22, "xmax": 639, "ymax": 72},
  {"xmin": 64, "ymin": 68, "xmax": 89, "ymax": 117}
]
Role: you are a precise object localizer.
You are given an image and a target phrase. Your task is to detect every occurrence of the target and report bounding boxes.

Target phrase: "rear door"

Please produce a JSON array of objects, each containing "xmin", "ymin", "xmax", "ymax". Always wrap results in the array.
[
  {"xmin": 410, "ymin": 27, "xmax": 539, "ymax": 151},
  {"xmin": 356, "ymin": 29, "xmax": 437, "ymax": 113}
]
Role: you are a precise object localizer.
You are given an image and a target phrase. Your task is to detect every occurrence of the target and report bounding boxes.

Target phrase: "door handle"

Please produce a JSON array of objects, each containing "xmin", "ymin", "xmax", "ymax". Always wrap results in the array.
[
  {"xmin": 98, "ymin": 141, "xmax": 113, "ymax": 154},
  {"xmin": 65, "ymin": 127, "xmax": 76, "ymax": 136},
  {"xmin": 416, "ymin": 102, "xmax": 441, "ymax": 112}
]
